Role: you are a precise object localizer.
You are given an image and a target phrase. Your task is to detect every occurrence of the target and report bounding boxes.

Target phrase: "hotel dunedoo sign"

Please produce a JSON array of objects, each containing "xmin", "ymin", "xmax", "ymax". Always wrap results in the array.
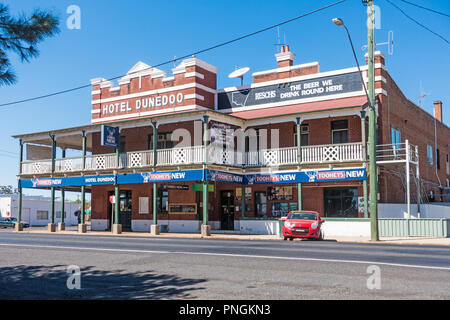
[{"xmin": 218, "ymin": 71, "xmax": 363, "ymax": 110}]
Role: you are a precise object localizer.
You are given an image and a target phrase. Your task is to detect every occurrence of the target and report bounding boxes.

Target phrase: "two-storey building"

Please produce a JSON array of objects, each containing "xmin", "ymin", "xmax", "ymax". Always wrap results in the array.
[{"xmin": 14, "ymin": 46, "xmax": 450, "ymax": 235}]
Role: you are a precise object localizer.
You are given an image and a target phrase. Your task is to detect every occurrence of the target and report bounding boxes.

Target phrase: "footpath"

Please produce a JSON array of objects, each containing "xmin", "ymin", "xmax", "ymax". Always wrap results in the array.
[{"xmin": 14, "ymin": 227, "xmax": 450, "ymax": 246}]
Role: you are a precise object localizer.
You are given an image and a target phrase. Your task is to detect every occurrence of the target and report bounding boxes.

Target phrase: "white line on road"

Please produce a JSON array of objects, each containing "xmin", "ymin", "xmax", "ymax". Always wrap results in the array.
[{"xmin": 1, "ymin": 243, "xmax": 450, "ymax": 271}]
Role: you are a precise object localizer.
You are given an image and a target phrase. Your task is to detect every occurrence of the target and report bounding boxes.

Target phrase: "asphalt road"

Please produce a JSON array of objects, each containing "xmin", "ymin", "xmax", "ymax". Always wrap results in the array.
[{"xmin": 0, "ymin": 230, "xmax": 449, "ymax": 300}]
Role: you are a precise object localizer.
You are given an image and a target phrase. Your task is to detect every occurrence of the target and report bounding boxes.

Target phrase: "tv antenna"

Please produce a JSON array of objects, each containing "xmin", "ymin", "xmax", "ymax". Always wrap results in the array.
[
  {"xmin": 362, "ymin": 30, "xmax": 394, "ymax": 55},
  {"xmin": 274, "ymin": 27, "xmax": 287, "ymax": 52},
  {"xmin": 418, "ymin": 81, "xmax": 430, "ymax": 108},
  {"xmin": 228, "ymin": 67, "xmax": 250, "ymax": 86}
]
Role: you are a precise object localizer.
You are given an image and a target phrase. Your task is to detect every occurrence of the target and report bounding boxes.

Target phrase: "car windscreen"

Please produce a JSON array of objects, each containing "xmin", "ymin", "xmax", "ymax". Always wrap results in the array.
[{"xmin": 288, "ymin": 213, "xmax": 317, "ymax": 220}]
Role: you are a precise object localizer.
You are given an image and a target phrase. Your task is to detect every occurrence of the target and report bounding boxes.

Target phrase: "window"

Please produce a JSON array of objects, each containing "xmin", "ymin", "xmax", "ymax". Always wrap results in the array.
[
  {"xmin": 436, "ymin": 148, "xmax": 440, "ymax": 170},
  {"xmin": 426, "ymin": 145, "xmax": 433, "ymax": 165},
  {"xmin": 294, "ymin": 124, "xmax": 309, "ymax": 147},
  {"xmin": 446, "ymin": 153, "xmax": 449, "ymax": 175},
  {"xmin": 36, "ymin": 210, "xmax": 48, "ymax": 220},
  {"xmin": 56, "ymin": 211, "xmax": 66, "ymax": 219},
  {"xmin": 331, "ymin": 120, "xmax": 348, "ymax": 144},
  {"xmin": 324, "ymin": 188, "xmax": 358, "ymax": 218},
  {"xmin": 148, "ymin": 132, "xmax": 174, "ymax": 150},
  {"xmin": 391, "ymin": 127, "xmax": 401, "ymax": 148},
  {"xmin": 119, "ymin": 136, "xmax": 126, "ymax": 153},
  {"xmin": 157, "ymin": 187, "xmax": 169, "ymax": 214}
]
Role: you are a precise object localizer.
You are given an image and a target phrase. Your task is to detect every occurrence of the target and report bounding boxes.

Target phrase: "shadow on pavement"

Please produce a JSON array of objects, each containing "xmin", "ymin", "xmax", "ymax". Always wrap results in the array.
[{"xmin": 0, "ymin": 265, "xmax": 207, "ymax": 299}]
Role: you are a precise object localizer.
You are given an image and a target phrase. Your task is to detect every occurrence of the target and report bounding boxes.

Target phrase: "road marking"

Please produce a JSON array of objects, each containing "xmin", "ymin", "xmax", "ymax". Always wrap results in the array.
[{"xmin": 1, "ymin": 242, "xmax": 450, "ymax": 271}]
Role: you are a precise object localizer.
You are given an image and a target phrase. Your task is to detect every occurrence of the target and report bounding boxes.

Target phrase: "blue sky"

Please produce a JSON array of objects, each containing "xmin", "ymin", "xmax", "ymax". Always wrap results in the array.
[{"xmin": 1, "ymin": 0, "xmax": 449, "ymax": 198}]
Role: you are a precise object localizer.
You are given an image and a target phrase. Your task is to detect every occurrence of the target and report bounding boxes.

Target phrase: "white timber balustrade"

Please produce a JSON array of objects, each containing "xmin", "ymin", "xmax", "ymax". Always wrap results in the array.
[
  {"xmin": 20, "ymin": 142, "xmax": 367, "ymax": 174},
  {"xmin": 157, "ymin": 146, "xmax": 204, "ymax": 166}
]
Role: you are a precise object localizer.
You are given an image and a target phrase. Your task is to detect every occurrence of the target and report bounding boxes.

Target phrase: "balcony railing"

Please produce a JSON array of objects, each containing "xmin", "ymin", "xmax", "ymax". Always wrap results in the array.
[{"xmin": 20, "ymin": 142, "xmax": 365, "ymax": 174}]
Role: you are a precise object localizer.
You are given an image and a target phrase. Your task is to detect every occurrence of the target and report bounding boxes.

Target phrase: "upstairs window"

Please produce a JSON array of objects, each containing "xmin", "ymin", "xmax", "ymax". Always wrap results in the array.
[
  {"xmin": 436, "ymin": 148, "xmax": 440, "ymax": 170},
  {"xmin": 426, "ymin": 145, "xmax": 433, "ymax": 165},
  {"xmin": 391, "ymin": 127, "xmax": 401, "ymax": 149},
  {"xmin": 331, "ymin": 120, "xmax": 348, "ymax": 144},
  {"xmin": 294, "ymin": 124, "xmax": 309, "ymax": 147},
  {"xmin": 148, "ymin": 132, "xmax": 174, "ymax": 150}
]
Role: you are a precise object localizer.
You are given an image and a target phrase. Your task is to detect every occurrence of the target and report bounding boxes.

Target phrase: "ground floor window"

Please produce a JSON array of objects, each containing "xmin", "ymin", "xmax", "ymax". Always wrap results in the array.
[
  {"xmin": 36, "ymin": 210, "xmax": 48, "ymax": 220},
  {"xmin": 254, "ymin": 191, "xmax": 267, "ymax": 217},
  {"xmin": 158, "ymin": 187, "xmax": 169, "ymax": 214},
  {"xmin": 324, "ymin": 187, "xmax": 358, "ymax": 218}
]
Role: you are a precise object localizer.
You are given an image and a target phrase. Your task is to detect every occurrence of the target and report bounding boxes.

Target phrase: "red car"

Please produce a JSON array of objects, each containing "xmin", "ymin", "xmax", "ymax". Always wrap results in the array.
[{"xmin": 281, "ymin": 211, "xmax": 324, "ymax": 241}]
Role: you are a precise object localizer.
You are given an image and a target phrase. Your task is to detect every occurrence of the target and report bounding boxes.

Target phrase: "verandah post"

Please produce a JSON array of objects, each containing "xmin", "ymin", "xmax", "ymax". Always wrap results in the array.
[
  {"xmin": 150, "ymin": 121, "xmax": 160, "ymax": 235},
  {"xmin": 361, "ymin": 110, "xmax": 368, "ymax": 218},
  {"xmin": 58, "ymin": 148, "xmax": 66, "ymax": 231},
  {"xmin": 201, "ymin": 115, "xmax": 211, "ymax": 236},
  {"xmin": 296, "ymin": 117, "xmax": 303, "ymax": 211},
  {"xmin": 49, "ymin": 134, "xmax": 56, "ymax": 232},
  {"xmin": 15, "ymin": 139, "xmax": 24, "ymax": 232}
]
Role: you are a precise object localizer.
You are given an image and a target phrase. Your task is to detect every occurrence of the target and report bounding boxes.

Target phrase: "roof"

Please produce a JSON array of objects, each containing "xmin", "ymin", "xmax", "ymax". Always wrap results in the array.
[{"xmin": 229, "ymin": 95, "xmax": 368, "ymax": 120}]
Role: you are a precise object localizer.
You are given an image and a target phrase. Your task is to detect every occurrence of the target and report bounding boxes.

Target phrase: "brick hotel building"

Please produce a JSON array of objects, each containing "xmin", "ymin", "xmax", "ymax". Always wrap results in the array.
[{"xmin": 13, "ymin": 46, "xmax": 450, "ymax": 235}]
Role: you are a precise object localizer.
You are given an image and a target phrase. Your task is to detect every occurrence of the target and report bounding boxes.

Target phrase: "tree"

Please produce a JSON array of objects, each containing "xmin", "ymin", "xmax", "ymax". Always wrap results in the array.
[{"xmin": 0, "ymin": 3, "xmax": 59, "ymax": 85}]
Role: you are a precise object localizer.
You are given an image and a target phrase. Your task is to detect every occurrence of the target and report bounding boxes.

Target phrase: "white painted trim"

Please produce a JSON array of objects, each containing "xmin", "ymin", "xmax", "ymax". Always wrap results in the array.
[
  {"xmin": 91, "ymin": 90, "xmax": 101, "ymax": 95},
  {"xmin": 275, "ymin": 51, "xmax": 295, "ymax": 62},
  {"xmin": 374, "ymin": 76, "xmax": 387, "ymax": 83},
  {"xmin": 110, "ymin": 87, "xmax": 120, "ymax": 92},
  {"xmin": 90, "ymin": 105, "xmax": 202, "ymax": 123},
  {"xmin": 185, "ymin": 72, "xmax": 205, "ymax": 79},
  {"xmin": 91, "ymin": 109, "xmax": 101, "ymax": 114},
  {"xmin": 220, "ymin": 91, "xmax": 367, "ymax": 114},
  {"xmin": 182, "ymin": 57, "xmax": 219, "ymax": 74},
  {"xmin": 375, "ymin": 88, "xmax": 388, "ymax": 96},
  {"xmin": 184, "ymin": 94, "xmax": 204, "ymax": 101},
  {"xmin": 100, "ymin": 81, "xmax": 114, "ymax": 88},
  {"xmin": 163, "ymin": 76, "xmax": 175, "ymax": 82},
  {"xmin": 91, "ymin": 82, "xmax": 216, "ymax": 105}
]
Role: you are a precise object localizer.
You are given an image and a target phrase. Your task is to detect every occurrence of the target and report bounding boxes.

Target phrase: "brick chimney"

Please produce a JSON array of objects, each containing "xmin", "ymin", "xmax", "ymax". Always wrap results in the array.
[
  {"xmin": 433, "ymin": 101, "xmax": 443, "ymax": 122},
  {"xmin": 275, "ymin": 45, "xmax": 295, "ymax": 68}
]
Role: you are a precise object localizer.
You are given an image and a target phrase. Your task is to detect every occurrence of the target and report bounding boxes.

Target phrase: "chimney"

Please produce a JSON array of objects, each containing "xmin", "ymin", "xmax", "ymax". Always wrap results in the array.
[
  {"xmin": 275, "ymin": 45, "xmax": 295, "ymax": 68},
  {"xmin": 433, "ymin": 101, "xmax": 443, "ymax": 122}
]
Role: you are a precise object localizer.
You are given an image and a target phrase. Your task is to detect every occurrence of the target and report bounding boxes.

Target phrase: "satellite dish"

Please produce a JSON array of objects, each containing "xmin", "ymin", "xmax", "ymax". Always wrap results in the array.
[{"xmin": 228, "ymin": 67, "xmax": 250, "ymax": 86}]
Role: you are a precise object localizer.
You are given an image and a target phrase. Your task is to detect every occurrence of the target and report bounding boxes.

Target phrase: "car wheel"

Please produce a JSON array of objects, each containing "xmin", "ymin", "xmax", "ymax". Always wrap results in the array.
[
  {"xmin": 283, "ymin": 236, "xmax": 287, "ymax": 241},
  {"xmin": 289, "ymin": 237, "xmax": 293, "ymax": 241}
]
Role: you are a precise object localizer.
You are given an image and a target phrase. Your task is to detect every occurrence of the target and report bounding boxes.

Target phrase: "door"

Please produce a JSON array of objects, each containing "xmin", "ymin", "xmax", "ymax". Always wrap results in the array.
[
  {"xmin": 220, "ymin": 191, "xmax": 234, "ymax": 230},
  {"xmin": 119, "ymin": 190, "xmax": 132, "ymax": 231},
  {"xmin": 109, "ymin": 190, "xmax": 132, "ymax": 231},
  {"xmin": 254, "ymin": 191, "xmax": 267, "ymax": 217}
]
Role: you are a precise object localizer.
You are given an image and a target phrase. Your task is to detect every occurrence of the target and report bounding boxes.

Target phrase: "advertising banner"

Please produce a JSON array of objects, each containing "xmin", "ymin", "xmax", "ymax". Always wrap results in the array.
[
  {"xmin": 101, "ymin": 125, "xmax": 119, "ymax": 147},
  {"xmin": 245, "ymin": 168, "xmax": 366, "ymax": 184},
  {"xmin": 218, "ymin": 71, "xmax": 363, "ymax": 110}
]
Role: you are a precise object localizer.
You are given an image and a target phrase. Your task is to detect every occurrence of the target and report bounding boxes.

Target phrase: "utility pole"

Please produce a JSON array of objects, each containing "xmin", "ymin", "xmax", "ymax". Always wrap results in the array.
[{"xmin": 367, "ymin": 0, "xmax": 379, "ymax": 241}]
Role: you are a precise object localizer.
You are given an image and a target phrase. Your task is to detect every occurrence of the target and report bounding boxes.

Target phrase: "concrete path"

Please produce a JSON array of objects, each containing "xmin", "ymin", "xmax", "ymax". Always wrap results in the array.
[{"xmin": 10, "ymin": 227, "xmax": 450, "ymax": 246}]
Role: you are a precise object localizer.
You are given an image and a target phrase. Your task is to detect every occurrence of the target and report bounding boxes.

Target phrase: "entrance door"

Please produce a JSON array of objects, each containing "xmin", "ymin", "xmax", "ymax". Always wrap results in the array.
[
  {"xmin": 109, "ymin": 190, "xmax": 132, "ymax": 231},
  {"xmin": 119, "ymin": 190, "xmax": 132, "ymax": 231},
  {"xmin": 220, "ymin": 191, "xmax": 234, "ymax": 230},
  {"xmin": 254, "ymin": 191, "xmax": 267, "ymax": 217},
  {"xmin": 324, "ymin": 188, "xmax": 358, "ymax": 217}
]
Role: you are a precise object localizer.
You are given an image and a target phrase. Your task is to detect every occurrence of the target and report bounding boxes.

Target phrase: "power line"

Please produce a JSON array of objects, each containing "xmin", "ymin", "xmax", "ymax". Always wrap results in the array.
[
  {"xmin": 0, "ymin": 0, "xmax": 345, "ymax": 108},
  {"xmin": 400, "ymin": 0, "xmax": 450, "ymax": 18},
  {"xmin": 384, "ymin": 0, "xmax": 450, "ymax": 45}
]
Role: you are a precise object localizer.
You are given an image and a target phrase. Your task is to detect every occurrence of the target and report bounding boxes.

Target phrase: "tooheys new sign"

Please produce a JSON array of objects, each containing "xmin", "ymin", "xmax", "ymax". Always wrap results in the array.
[
  {"xmin": 245, "ymin": 168, "xmax": 366, "ymax": 184},
  {"xmin": 218, "ymin": 71, "xmax": 363, "ymax": 110}
]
